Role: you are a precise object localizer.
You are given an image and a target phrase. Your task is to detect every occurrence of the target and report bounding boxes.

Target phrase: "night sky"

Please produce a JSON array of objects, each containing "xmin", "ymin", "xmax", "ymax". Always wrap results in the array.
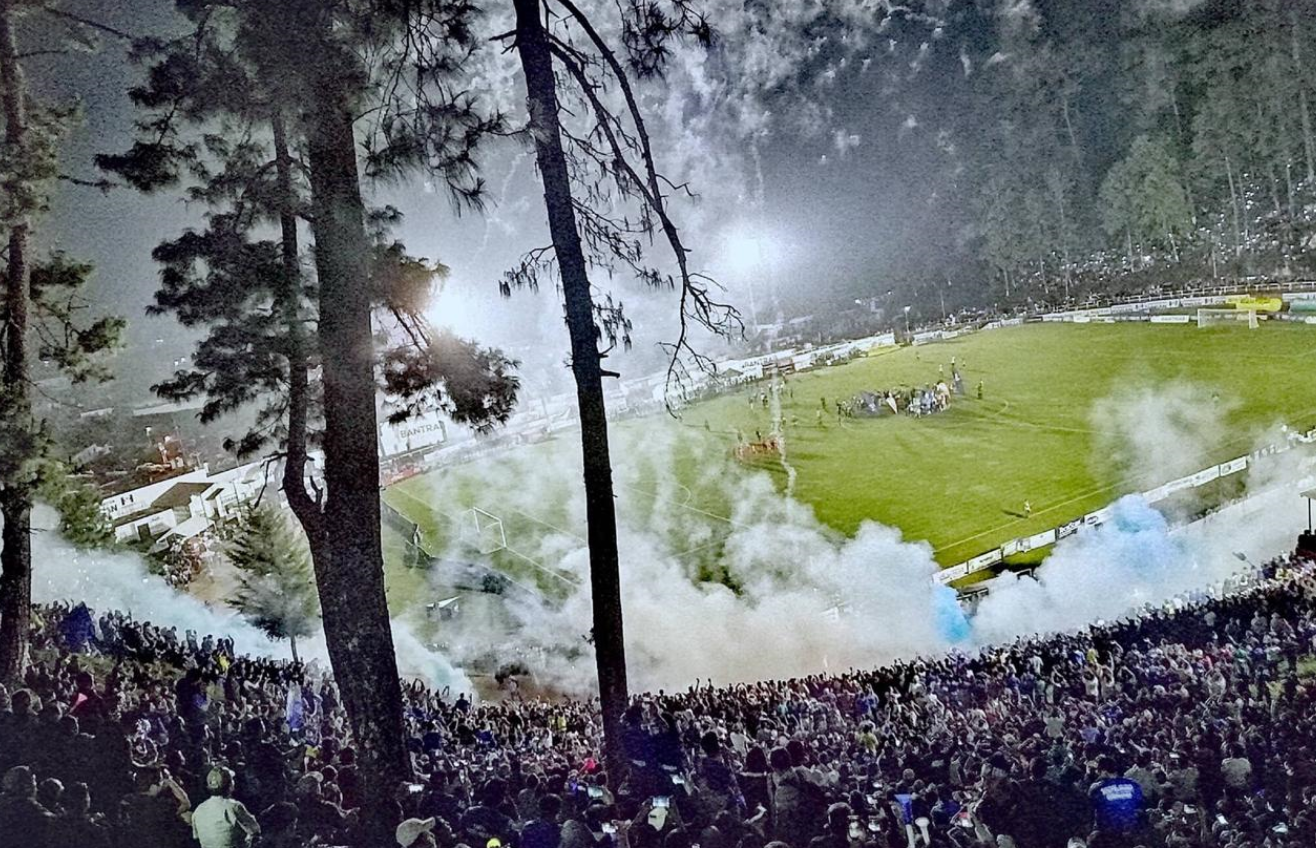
[{"xmin": 29, "ymin": 0, "xmax": 1147, "ymax": 401}]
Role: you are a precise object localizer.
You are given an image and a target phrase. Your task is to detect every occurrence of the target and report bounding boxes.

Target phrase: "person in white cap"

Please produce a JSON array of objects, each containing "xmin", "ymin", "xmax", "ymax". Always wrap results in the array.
[
  {"xmin": 191, "ymin": 767, "xmax": 260, "ymax": 848},
  {"xmin": 397, "ymin": 816, "xmax": 439, "ymax": 848}
]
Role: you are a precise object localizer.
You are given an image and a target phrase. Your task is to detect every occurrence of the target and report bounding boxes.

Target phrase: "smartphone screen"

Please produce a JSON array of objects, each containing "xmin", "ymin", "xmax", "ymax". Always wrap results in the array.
[
  {"xmin": 894, "ymin": 793, "xmax": 915, "ymax": 825},
  {"xmin": 653, "ymin": 796, "xmax": 671, "ymax": 809}
]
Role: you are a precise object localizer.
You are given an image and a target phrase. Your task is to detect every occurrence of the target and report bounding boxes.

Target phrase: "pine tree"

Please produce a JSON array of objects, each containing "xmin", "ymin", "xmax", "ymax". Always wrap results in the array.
[
  {"xmin": 99, "ymin": 1, "xmax": 515, "ymax": 834},
  {"xmin": 36, "ymin": 461, "xmax": 113, "ymax": 549},
  {"xmin": 0, "ymin": 1, "xmax": 124, "ymax": 682},
  {"xmin": 228, "ymin": 506, "xmax": 320, "ymax": 662},
  {"xmin": 1101, "ymin": 134, "xmax": 1193, "ymax": 262},
  {"xmin": 505, "ymin": 0, "xmax": 737, "ymax": 781}
]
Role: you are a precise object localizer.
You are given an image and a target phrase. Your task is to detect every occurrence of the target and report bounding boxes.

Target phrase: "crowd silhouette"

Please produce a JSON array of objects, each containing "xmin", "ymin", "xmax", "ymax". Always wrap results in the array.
[{"xmin": 2, "ymin": 554, "xmax": 1314, "ymax": 848}]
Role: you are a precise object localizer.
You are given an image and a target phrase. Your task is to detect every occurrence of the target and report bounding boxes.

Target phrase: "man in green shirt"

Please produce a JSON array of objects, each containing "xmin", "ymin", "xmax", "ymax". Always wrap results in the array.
[{"xmin": 191, "ymin": 768, "xmax": 260, "ymax": 848}]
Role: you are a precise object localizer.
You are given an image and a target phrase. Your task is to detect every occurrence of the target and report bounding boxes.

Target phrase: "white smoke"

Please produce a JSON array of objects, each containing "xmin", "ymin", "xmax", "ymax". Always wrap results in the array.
[
  {"xmin": 413, "ymin": 424, "xmax": 960, "ymax": 693},
  {"xmin": 24, "ymin": 505, "xmax": 473, "ymax": 693},
  {"xmin": 972, "ymin": 444, "xmax": 1314, "ymax": 644},
  {"xmin": 409, "ymin": 382, "xmax": 1315, "ymax": 694},
  {"xmin": 1091, "ymin": 382, "xmax": 1238, "ymax": 490},
  {"xmin": 975, "ymin": 388, "xmax": 1316, "ymax": 643},
  {"xmin": 27, "ymin": 505, "xmax": 283, "ymax": 658},
  {"xmin": 22, "ymin": 374, "xmax": 1313, "ymax": 699}
]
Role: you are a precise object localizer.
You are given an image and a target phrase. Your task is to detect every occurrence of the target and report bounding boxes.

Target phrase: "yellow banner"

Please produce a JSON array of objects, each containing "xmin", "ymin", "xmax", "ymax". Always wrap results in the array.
[{"xmin": 1225, "ymin": 295, "xmax": 1283, "ymax": 312}]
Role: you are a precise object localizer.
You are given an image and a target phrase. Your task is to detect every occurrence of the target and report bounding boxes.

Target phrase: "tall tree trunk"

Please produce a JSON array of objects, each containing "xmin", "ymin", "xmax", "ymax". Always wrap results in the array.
[
  {"xmin": 1061, "ymin": 94, "xmax": 1081, "ymax": 166},
  {"xmin": 1225, "ymin": 155, "xmax": 1244, "ymax": 257},
  {"xmin": 289, "ymin": 634, "xmax": 300, "ymax": 664},
  {"xmin": 514, "ymin": 0, "xmax": 630, "ymax": 784},
  {"xmin": 1052, "ymin": 175, "xmax": 1072, "ymax": 299},
  {"xmin": 1285, "ymin": 158, "xmax": 1297, "ymax": 259},
  {"xmin": 301, "ymin": 16, "xmax": 409, "ymax": 839},
  {"xmin": 271, "ymin": 112, "xmax": 320, "ymax": 546},
  {"xmin": 0, "ymin": 0, "xmax": 33, "ymax": 685},
  {"xmin": 1292, "ymin": 10, "xmax": 1316, "ymax": 184}
]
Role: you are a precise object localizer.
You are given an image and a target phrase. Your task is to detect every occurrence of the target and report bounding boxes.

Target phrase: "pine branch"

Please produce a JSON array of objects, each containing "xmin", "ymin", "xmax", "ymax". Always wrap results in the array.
[
  {"xmin": 58, "ymin": 173, "xmax": 117, "ymax": 192},
  {"xmin": 36, "ymin": 5, "xmax": 136, "ymax": 42}
]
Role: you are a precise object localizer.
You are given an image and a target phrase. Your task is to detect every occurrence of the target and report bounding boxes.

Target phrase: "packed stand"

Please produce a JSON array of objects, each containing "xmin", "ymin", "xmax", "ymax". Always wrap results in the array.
[{"xmin": 2, "ymin": 555, "xmax": 1316, "ymax": 848}]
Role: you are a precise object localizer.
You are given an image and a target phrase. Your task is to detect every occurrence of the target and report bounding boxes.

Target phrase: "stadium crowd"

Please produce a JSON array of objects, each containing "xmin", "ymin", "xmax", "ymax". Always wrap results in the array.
[{"xmin": 2, "ymin": 555, "xmax": 1315, "ymax": 848}]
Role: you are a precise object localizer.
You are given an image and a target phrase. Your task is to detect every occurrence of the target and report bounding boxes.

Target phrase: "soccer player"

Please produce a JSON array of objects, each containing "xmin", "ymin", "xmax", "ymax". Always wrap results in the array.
[{"xmin": 1024, "ymin": 500, "xmax": 1032, "ymax": 518}]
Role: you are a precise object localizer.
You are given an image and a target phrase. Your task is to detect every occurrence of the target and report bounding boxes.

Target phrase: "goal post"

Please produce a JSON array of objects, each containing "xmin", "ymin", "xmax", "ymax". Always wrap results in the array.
[
  {"xmin": 460, "ymin": 507, "xmax": 507, "ymax": 554},
  {"xmin": 1196, "ymin": 308, "xmax": 1258, "ymax": 329}
]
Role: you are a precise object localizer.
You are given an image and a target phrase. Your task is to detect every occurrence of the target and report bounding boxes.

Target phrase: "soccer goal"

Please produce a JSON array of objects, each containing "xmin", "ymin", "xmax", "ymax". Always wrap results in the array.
[
  {"xmin": 460, "ymin": 507, "xmax": 507, "ymax": 555},
  {"xmin": 1196, "ymin": 308, "xmax": 1258, "ymax": 329}
]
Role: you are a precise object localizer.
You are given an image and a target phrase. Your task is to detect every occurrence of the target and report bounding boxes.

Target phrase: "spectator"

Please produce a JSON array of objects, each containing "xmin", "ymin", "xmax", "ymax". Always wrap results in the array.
[
  {"xmin": 0, "ymin": 765, "xmax": 55, "ymax": 848},
  {"xmin": 396, "ymin": 816, "xmax": 439, "ymax": 848},
  {"xmin": 521, "ymin": 794, "xmax": 563, "ymax": 848},
  {"xmin": 53, "ymin": 781, "xmax": 111, "ymax": 847},
  {"xmin": 1221, "ymin": 744, "xmax": 1253, "ymax": 794},
  {"xmin": 192, "ymin": 767, "xmax": 261, "ymax": 848},
  {"xmin": 1087, "ymin": 757, "xmax": 1144, "ymax": 836},
  {"xmin": 8, "ymin": 552, "xmax": 1316, "ymax": 848}
]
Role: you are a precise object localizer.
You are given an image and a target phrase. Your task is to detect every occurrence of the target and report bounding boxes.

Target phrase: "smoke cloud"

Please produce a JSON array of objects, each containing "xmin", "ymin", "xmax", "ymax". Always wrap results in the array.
[
  {"xmin": 24, "ymin": 506, "xmax": 473, "ymax": 693},
  {"xmin": 415, "ymin": 383, "xmax": 1312, "ymax": 695},
  {"xmin": 20, "ymin": 379, "xmax": 1313, "ymax": 699},
  {"xmin": 1091, "ymin": 382, "xmax": 1238, "ymax": 490}
]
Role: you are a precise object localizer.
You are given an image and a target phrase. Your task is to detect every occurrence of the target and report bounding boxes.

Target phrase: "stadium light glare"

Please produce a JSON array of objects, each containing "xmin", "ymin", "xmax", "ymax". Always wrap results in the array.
[
  {"xmin": 723, "ymin": 227, "xmax": 768, "ymax": 277},
  {"xmin": 425, "ymin": 283, "xmax": 483, "ymax": 335}
]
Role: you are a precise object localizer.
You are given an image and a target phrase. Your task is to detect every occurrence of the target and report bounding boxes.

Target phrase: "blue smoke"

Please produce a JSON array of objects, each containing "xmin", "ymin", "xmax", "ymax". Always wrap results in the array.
[
  {"xmin": 1094, "ymin": 494, "xmax": 1183, "ymax": 581},
  {"xmin": 932, "ymin": 584, "xmax": 972, "ymax": 644}
]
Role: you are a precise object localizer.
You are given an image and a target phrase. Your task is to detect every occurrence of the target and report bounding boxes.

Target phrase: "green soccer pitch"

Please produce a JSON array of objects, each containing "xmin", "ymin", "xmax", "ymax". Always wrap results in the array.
[{"xmin": 383, "ymin": 321, "xmax": 1316, "ymax": 595}]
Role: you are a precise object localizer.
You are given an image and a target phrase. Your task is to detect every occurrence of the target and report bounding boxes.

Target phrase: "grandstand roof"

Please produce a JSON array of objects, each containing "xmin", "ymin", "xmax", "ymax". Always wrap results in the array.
[{"xmin": 152, "ymin": 481, "xmax": 214, "ymax": 511}]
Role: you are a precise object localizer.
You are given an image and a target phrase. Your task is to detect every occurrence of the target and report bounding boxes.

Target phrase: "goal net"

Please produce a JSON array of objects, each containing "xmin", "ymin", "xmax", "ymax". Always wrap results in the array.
[
  {"xmin": 1196, "ymin": 308, "xmax": 1258, "ymax": 329},
  {"xmin": 460, "ymin": 507, "xmax": 507, "ymax": 555}
]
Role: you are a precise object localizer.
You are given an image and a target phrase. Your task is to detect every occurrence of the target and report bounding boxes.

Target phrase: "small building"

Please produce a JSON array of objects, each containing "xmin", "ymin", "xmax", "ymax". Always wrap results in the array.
[{"xmin": 101, "ymin": 460, "xmax": 273, "ymax": 545}]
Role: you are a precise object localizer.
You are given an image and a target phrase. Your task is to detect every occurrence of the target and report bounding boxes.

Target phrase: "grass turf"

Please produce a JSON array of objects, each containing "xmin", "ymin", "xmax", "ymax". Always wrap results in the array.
[{"xmin": 383, "ymin": 322, "xmax": 1316, "ymax": 598}]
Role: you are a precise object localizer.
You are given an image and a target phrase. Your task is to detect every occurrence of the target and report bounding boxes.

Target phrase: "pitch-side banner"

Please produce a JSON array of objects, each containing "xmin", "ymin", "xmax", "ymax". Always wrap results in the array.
[
  {"xmin": 1085, "ymin": 506, "xmax": 1114, "ymax": 526},
  {"xmin": 1219, "ymin": 456, "xmax": 1248, "ymax": 476},
  {"xmin": 1057, "ymin": 518, "xmax": 1083, "ymax": 539},
  {"xmin": 1163, "ymin": 474, "xmax": 1199, "ymax": 496},
  {"xmin": 1143, "ymin": 484, "xmax": 1173, "ymax": 503},
  {"xmin": 1226, "ymin": 295, "xmax": 1284, "ymax": 312},
  {"xmin": 379, "ymin": 410, "xmax": 448, "ymax": 457},
  {"xmin": 1027, "ymin": 529, "xmax": 1057, "ymax": 550},
  {"xmin": 935, "ymin": 564, "xmax": 969, "ymax": 584}
]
